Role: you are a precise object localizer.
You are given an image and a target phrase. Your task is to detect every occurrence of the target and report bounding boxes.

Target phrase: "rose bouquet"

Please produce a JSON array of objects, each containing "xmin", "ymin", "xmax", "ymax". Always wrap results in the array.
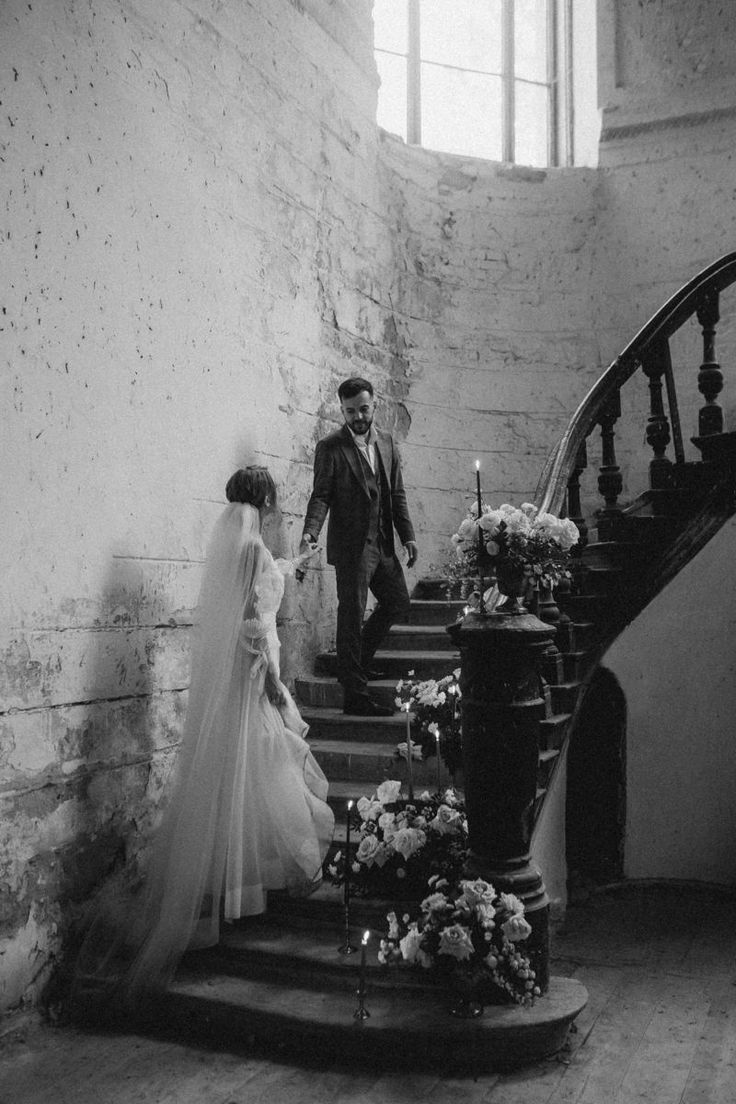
[
  {"xmin": 395, "ymin": 669, "xmax": 463, "ymax": 777},
  {"xmin": 378, "ymin": 875, "xmax": 540, "ymax": 1007},
  {"xmin": 327, "ymin": 780, "xmax": 468, "ymax": 899},
  {"xmin": 450, "ymin": 501, "xmax": 579, "ymax": 592}
]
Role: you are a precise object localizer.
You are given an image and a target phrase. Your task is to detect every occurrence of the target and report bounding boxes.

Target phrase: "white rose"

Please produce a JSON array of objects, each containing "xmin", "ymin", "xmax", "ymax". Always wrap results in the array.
[
  {"xmin": 378, "ymin": 812, "xmax": 397, "ymax": 838},
  {"xmin": 392, "ymin": 827, "xmax": 426, "ymax": 860},
  {"xmin": 502, "ymin": 915, "xmax": 532, "ymax": 942},
  {"xmin": 373, "ymin": 842, "xmax": 392, "ymax": 868},
  {"xmin": 499, "ymin": 892, "xmax": 525, "ymax": 916},
  {"xmin": 459, "ymin": 878, "xmax": 496, "ymax": 907},
  {"xmin": 438, "ymin": 924, "xmax": 475, "ymax": 961},
  {"xmin": 356, "ymin": 835, "xmax": 380, "ymax": 866},
  {"xmin": 399, "ymin": 925, "xmax": 423, "ymax": 964},
  {"xmin": 430, "ymin": 804, "xmax": 463, "ymax": 836},
  {"xmin": 376, "ymin": 780, "xmax": 402, "ymax": 805},
  {"xmin": 421, "ymin": 891, "xmax": 449, "ymax": 914},
  {"xmin": 357, "ymin": 796, "xmax": 383, "ymax": 822}
]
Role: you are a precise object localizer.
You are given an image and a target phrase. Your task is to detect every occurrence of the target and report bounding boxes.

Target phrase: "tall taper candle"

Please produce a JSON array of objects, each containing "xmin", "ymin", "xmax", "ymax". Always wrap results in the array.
[
  {"xmin": 435, "ymin": 730, "xmax": 442, "ymax": 795},
  {"xmin": 344, "ymin": 799, "xmax": 353, "ymax": 908},
  {"xmin": 354, "ymin": 930, "xmax": 371, "ymax": 1020},
  {"xmin": 360, "ymin": 929, "xmax": 370, "ymax": 981},
  {"xmin": 405, "ymin": 704, "xmax": 414, "ymax": 802},
  {"xmin": 475, "ymin": 459, "xmax": 482, "ymax": 518}
]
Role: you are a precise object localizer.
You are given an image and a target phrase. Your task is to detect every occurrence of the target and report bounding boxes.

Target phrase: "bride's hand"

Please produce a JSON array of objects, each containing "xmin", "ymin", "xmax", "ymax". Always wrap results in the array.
[
  {"xmin": 296, "ymin": 543, "xmax": 319, "ymax": 568},
  {"xmin": 265, "ymin": 668, "xmax": 287, "ymax": 706}
]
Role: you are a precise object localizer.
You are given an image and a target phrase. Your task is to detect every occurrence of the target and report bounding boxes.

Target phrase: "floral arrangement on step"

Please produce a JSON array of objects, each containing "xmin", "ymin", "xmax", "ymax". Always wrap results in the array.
[
  {"xmin": 448, "ymin": 501, "xmax": 580, "ymax": 596},
  {"xmin": 378, "ymin": 875, "xmax": 540, "ymax": 1008},
  {"xmin": 394, "ymin": 669, "xmax": 463, "ymax": 778},
  {"xmin": 326, "ymin": 780, "xmax": 468, "ymax": 900}
]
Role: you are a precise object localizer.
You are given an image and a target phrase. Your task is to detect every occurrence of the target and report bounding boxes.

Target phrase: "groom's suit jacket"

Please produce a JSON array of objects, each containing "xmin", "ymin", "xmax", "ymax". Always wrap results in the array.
[{"xmin": 303, "ymin": 425, "xmax": 415, "ymax": 567}]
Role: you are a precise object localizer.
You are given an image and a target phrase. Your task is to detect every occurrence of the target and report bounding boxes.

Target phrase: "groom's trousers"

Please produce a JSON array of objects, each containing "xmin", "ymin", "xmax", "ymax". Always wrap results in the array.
[{"xmin": 335, "ymin": 540, "xmax": 410, "ymax": 696}]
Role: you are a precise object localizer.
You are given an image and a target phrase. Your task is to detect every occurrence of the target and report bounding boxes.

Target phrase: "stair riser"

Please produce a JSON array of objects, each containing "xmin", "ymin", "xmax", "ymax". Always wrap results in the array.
[
  {"xmin": 538, "ymin": 716, "xmax": 571, "ymax": 751},
  {"xmin": 314, "ymin": 749, "xmax": 435, "ymax": 785},
  {"xmin": 315, "ymin": 654, "xmax": 459, "ymax": 680},
  {"xmin": 386, "ymin": 629, "xmax": 457, "ymax": 651},
  {"xmin": 557, "ymin": 595, "xmax": 609, "ymax": 621},
  {"xmin": 550, "ymin": 684, "xmax": 579, "ymax": 714},
  {"xmin": 184, "ymin": 950, "xmax": 442, "ymax": 995},
  {"xmin": 406, "ymin": 602, "xmax": 467, "ymax": 626},
  {"xmin": 562, "ymin": 652, "xmax": 589, "ymax": 683},
  {"xmin": 158, "ymin": 984, "xmax": 585, "ymax": 1073}
]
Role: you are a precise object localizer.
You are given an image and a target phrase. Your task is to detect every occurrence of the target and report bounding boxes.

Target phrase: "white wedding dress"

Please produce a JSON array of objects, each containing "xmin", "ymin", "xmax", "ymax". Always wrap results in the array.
[{"xmin": 71, "ymin": 504, "xmax": 334, "ymax": 1009}]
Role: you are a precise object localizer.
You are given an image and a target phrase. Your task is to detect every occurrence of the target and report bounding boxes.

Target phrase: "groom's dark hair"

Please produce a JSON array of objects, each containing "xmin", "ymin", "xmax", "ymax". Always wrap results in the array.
[
  {"xmin": 338, "ymin": 377, "xmax": 373, "ymax": 401},
  {"xmin": 225, "ymin": 466, "xmax": 276, "ymax": 508}
]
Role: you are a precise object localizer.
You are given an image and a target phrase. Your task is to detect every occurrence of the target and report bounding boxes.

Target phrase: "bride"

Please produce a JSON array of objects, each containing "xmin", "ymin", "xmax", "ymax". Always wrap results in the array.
[{"xmin": 71, "ymin": 467, "xmax": 334, "ymax": 1009}]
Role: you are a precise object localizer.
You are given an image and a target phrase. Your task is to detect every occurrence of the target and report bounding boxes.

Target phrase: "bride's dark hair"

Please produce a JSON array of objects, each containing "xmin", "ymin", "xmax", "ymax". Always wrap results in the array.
[{"xmin": 225, "ymin": 466, "xmax": 277, "ymax": 508}]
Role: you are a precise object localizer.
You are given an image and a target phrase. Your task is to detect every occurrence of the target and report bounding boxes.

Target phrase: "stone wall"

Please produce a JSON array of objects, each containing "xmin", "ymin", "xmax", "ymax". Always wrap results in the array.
[
  {"xmin": 0, "ymin": 0, "xmax": 402, "ymax": 1012},
  {"xmin": 377, "ymin": 138, "xmax": 603, "ymax": 571}
]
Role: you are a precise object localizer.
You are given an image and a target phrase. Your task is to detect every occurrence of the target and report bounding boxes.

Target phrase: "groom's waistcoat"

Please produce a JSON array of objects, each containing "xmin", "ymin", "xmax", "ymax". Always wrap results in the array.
[{"xmin": 356, "ymin": 445, "xmax": 393, "ymax": 551}]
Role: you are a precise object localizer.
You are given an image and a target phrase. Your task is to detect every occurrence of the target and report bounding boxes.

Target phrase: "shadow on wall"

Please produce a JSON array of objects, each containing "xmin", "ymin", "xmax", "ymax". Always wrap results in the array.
[
  {"xmin": 45, "ymin": 556, "xmax": 187, "ymax": 1009},
  {"xmin": 566, "ymin": 666, "xmax": 627, "ymax": 900}
]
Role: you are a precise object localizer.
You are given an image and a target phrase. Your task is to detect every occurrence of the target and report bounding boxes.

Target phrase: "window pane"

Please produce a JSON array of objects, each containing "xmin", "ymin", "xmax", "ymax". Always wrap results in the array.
[
  {"xmin": 514, "ymin": 0, "xmax": 549, "ymax": 82},
  {"xmin": 373, "ymin": 0, "xmax": 408, "ymax": 54},
  {"xmin": 421, "ymin": 0, "xmax": 502, "ymax": 73},
  {"xmin": 514, "ymin": 81, "xmax": 548, "ymax": 165},
  {"xmin": 376, "ymin": 51, "xmax": 408, "ymax": 140},
  {"xmin": 421, "ymin": 63, "xmax": 503, "ymax": 160}
]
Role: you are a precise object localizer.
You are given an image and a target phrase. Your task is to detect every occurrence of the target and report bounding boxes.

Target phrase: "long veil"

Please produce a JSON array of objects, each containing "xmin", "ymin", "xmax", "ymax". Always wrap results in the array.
[{"xmin": 70, "ymin": 503, "xmax": 273, "ymax": 1010}]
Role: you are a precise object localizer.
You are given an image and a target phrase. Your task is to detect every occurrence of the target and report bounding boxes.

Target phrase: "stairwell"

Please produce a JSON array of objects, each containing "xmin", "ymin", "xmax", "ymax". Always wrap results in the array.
[
  {"xmin": 147, "ymin": 254, "xmax": 736, "ymax": 1070},
  {"xmin": 152, "ymin": 583, "xmax": 584, "ymax": 1070}
]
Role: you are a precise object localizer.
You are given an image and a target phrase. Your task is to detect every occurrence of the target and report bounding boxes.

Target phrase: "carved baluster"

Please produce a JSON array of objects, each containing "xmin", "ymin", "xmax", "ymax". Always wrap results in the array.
[
  {"xmin": 697, "ymin": 291, "xmax": 723, "ymax": 436},
  {"xmin": 596, "ymin": 392, "xmax": 623, "ymax": 541},
  {"xmin": 566, "ymin": 439, "xmax": 589, "ymax": 549},
  {"xmin": 641, "ymin": 342, "xmax": 673, "ymax": 489}
]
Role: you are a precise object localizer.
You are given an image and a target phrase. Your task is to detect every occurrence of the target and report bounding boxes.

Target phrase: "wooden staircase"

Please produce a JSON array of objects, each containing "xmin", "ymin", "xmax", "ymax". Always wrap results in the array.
[
  {"xmin": 153, "ymin": 585, "xmax": 585, "ymax": 1070},
  {"xmin": 151, "ymin": 253, "xmax": 736, "ymax": 1070}
]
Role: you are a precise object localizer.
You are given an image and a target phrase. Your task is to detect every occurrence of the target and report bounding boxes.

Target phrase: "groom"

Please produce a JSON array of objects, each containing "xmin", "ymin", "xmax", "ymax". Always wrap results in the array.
[{"xmin": 300, "ymin": 377, "xmax": 418, "ymax": 716}]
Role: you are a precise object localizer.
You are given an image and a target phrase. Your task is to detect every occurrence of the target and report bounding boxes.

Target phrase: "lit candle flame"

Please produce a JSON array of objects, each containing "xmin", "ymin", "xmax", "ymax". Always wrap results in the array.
[
  {"xmin": 475, "ymin": 459, "xmax": 480, "ymax": 470},
  {"xmin": 347, "ymin": 799, "xmax": 354, "ymax": 810},
  {"xmin": 362, "ymin": 930, "xmax": 371, "ymax": 945}
]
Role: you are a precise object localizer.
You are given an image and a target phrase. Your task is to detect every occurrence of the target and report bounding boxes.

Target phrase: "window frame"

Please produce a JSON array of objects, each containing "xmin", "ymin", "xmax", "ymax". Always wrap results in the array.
[{"xmin": 374, "ymin": 0, "xmax": 573, "ymax": 168}]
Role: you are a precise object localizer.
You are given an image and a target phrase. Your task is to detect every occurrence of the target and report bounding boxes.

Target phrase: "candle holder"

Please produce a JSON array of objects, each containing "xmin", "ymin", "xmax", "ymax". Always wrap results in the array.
[
  {"xmin": 404, "ymin": 704, "xmax": 414, "ymax": 802},
  {"xmin": 338, "ymin": 800, "xmax": 357, "ymax": 954},
  {"xmin": 353, "ymin": 931, "xmax": 371, "ymax": 1020},
  {"xmin": 338, "ymin": 902, "xmax": 357, "ymax": 956}
]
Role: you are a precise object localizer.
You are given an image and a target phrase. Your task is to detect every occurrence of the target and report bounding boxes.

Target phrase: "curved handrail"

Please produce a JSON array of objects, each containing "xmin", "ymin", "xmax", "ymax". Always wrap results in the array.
[{"xmin": 535, "ymin": 252, "xmax": 736, "ymax": 516}]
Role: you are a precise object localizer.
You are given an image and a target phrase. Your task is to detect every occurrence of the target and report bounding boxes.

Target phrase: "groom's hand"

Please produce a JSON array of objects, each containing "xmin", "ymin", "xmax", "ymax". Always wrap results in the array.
[
  {"xmin": 296, "ymin": 535, "xmax": 318, "ymax": 582},
  {"xmin": 404, "ymin": 541, "xmax": 418, "ymax": 568}
]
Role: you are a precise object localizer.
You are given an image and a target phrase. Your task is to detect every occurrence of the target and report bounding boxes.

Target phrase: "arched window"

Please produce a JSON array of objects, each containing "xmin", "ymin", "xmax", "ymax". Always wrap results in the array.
[{"xmin": 374, "ymin": 0, "xmax": 597, "ymax": 167}]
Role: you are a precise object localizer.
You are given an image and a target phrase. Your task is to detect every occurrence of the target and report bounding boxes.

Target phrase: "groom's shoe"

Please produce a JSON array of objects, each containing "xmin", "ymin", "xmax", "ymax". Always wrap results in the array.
[
  {"xmin": 364, "ymin": 666, "xmax": 388, "ymax": 681},
  {"xmin": 343, "ymin": 691, "xmax": 393, "ymax": 717}
]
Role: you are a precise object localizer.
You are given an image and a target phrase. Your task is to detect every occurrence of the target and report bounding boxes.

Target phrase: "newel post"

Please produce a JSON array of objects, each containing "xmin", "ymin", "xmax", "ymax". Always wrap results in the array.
[{"xmin": 446, "ymin": 609, "xmax": 556, "ymax": 992}]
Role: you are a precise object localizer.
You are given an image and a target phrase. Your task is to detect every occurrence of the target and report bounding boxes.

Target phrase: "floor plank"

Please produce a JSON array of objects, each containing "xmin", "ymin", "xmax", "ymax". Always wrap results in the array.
[{"xmin": 2, "ymin": 886, "xmax": 736, "ymax": 1104}]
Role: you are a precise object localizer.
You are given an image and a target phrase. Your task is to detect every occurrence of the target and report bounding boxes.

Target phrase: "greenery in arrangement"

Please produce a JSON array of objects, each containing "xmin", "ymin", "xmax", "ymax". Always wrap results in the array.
[
  {"xmin": 446, "ymin": 500, "xmax": 580, "ymax": 592},
  {"xmin": 327, "ymin": 781, "xmax": 469, "ymax": 900},
  {"xmin": 394, "ymin": 669, "xmax": 463, "ymax": 778},
  {"xmin": 378, "ymin": 876, "xmax": 540, "ymax": 1007}
]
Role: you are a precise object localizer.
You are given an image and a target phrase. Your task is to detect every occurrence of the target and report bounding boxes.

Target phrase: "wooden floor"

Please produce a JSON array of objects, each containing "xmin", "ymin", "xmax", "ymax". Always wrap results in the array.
[{"xmin": 2, "ymin": 884, "xmax": 736, "ymax": 1104}]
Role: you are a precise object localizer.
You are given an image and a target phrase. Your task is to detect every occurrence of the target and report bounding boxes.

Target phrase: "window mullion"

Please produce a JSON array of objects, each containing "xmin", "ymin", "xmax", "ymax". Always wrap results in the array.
[
  {"xmin": 502, "ymin": 0, "xmax": 514, "ymax": 163},
  {"xmin": 407, "ymin": 0, "xmax": 422, "ymax": 145},
  {"xmin": 548, "ymin": 0, "xmax": 559, "ymax": 167}
]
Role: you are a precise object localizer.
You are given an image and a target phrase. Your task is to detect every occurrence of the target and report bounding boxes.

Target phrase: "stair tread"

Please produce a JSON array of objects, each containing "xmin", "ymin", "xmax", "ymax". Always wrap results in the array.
[
  {"xmin": 168, "ymin": 968, "xmax": 586, "ymax": 1038},
  {"xmin": 308, "ymin": 737, "xmax": 404, "ymax": 756},
  {"xmin": 304, "ymin": 708, "xmax": 404, "ymax": 726},
  {"xmin": 317, "ymin": 649, "xmax": 460, "ymax": 662}
]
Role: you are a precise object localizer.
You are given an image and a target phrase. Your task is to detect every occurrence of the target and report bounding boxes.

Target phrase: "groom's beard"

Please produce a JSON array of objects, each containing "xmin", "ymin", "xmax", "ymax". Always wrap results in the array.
[{"xmin": 350, "ymin": 416, "xmax": 373, "ymax": 436}]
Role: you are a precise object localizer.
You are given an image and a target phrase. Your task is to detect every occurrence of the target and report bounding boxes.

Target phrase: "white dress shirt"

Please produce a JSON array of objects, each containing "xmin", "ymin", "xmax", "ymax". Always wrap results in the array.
[{"xmin": 348, "ymin": 424, "xmax": 377, "ymax": 474}]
